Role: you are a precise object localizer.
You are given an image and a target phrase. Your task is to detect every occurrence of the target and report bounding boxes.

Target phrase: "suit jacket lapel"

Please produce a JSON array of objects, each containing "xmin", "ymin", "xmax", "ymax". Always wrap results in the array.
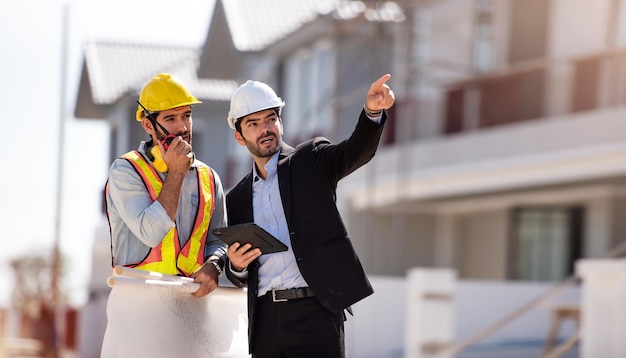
[
  {"xmin": 277, "ymin": 144, "xmax": 294, "ymax": 228},
  {"xmin": 241, "ymin": 173, "xmax": 255, "ymax": 223}
]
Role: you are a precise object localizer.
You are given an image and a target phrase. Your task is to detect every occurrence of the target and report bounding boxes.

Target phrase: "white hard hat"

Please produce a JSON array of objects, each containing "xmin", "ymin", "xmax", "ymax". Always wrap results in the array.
[{"xmin": 227, "ymin": 80, "xmax": 285, "ymax": 129}]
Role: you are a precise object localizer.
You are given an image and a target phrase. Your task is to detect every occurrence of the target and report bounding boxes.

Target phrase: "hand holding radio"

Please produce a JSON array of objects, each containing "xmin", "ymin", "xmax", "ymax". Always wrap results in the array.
[
  {"xmin": 149, "ymin": 135, "xmax": 174, "ymax": 172},
  {"xmin": 151, "ymin": 135, "xmax": 193, "ymax": 173},
  {"xmin": 139, "ymin": 101, "xmax": 194, "ymax": 173},
  {"xmin": 160, "ymin": 134, "xmax": 176, "ymax": 151}
]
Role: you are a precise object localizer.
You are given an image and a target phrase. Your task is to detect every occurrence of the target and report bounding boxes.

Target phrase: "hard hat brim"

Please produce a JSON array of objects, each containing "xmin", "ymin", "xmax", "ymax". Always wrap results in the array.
[
  {"xmin": 136, "ymin": 100, "xmax": 202, "ymax": 121},
  {"xmin": 227, "ymin": 102, "xmax": 284, "ymax": 129}
]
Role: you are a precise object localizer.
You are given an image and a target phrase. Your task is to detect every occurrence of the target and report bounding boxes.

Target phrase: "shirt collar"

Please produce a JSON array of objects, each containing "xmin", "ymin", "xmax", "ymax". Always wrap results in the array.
[{"xmin": 252, "ymin": 151, "xmax": 280, "ymax": 183}]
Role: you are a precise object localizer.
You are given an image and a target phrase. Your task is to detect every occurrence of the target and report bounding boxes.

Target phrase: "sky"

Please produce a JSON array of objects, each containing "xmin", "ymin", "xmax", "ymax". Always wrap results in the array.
[{"xmin": 0, "ymin": 0, "xmax": 214, "ymax": 307}]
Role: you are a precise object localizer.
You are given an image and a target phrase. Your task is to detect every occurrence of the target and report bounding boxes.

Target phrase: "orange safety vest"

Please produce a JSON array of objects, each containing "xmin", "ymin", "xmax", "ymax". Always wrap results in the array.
[{"xmin": 115, "ymin": 151, "xmax": 215, "ymax": 276}]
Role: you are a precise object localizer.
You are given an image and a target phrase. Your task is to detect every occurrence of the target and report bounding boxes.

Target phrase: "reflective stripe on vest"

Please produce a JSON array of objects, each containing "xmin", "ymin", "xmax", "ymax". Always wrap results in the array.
[{"xmin": 120, "ymin": 151, "xmax": 214, "ymax": 276}]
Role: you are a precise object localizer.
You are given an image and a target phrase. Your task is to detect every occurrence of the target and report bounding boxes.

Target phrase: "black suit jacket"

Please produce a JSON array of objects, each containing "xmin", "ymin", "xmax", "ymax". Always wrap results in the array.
[{"xmin": 225, "ymin": 110, "xmax": 386, "ymax": 352}]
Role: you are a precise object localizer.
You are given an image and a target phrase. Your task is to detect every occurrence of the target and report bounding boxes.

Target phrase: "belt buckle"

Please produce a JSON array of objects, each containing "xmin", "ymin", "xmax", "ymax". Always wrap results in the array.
[{"xmin": 271, "ymin": 289, "xmax": 288, "ymax": 303}]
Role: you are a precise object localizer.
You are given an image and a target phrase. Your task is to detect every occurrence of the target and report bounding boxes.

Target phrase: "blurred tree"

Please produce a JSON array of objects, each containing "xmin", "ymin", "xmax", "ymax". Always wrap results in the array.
[
  {"xmin": 11, "ymin": 252, "xmax": 54, "ymax": 313},
  {"xmin": 9, "ymin": 249, "xmax": 65, "ymax": 358}
]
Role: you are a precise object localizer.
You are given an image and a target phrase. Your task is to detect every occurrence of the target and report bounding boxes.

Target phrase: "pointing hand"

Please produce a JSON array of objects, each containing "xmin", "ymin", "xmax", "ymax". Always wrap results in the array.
[{"xmin": 365, "ymin": 74, "xmax": 395, "ymax": 112}]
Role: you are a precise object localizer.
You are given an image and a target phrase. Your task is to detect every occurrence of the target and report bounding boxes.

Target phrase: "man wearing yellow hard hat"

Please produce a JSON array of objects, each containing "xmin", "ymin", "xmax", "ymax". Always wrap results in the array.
[{"xmin": 104, "ymin": 73, "xmax": 227, "ymax": 291}]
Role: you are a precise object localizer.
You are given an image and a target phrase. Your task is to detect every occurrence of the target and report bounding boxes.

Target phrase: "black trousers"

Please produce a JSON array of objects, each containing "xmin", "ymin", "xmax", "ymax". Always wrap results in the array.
[{"xmin": 252, "ymin": 294, "xmax": 345, "ymax": 358}]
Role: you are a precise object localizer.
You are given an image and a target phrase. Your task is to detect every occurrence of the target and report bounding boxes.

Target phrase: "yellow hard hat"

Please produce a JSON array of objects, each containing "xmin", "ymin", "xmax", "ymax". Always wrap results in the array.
[{"xmin": 135, "ymin": 73, "xmax": 202, "ymax": 121}]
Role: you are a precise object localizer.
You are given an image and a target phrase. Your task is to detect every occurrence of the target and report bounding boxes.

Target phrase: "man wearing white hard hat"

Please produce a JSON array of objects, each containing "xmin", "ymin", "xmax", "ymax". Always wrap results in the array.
[{"xmin": 224, "ymin": 74, "xmax": 395, "ymax": 357}]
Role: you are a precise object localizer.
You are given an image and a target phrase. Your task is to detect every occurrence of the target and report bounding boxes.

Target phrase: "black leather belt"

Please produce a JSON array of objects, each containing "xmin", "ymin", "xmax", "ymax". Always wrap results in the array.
[{"xmin": 266, "ymin": 287, "xmax": 315, "ymax": 302}]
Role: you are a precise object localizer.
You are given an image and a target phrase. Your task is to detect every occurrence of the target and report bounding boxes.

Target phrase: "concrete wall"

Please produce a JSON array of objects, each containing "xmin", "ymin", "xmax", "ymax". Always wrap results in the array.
[
  {"xmin": 457, "ymin": 210, "xmax": 509, "ymax": 280},
  {"xmin": 345, "ymin": 275, "xmax": 580, "ymax": 358},
  {"xmin": 349, "ymin": 210, "xmax": 436, "ymax": 276}
]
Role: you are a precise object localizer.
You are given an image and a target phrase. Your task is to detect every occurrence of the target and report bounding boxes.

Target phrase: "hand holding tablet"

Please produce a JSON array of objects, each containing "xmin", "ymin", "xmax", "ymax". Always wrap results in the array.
[{"xmin": 212, "ymin": 223, "xmax": 287, "ymax": 254}]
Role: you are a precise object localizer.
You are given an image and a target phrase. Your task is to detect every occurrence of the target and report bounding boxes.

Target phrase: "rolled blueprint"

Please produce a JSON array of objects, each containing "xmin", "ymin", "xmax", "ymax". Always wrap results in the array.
[
  {"xmin": 107, "ymin": 275, "xmax": 200, "ymax": 293},
  {"xmin": 113, "ymin": 265, "xmax": 195, "ymax": 282}
]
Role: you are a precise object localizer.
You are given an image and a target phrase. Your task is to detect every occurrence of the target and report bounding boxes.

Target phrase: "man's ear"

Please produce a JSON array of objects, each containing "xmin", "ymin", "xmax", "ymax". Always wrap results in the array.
[
  {"xmin": 141, "ymin": 117, "xmax": 155, "ymax": 135},
  {"xmin": 234, "ymin": 130, "xmax": 246, "ymax": 147}
]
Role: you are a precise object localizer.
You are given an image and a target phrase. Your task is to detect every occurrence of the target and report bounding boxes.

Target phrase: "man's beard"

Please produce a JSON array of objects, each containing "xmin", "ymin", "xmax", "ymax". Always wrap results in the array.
[{"xmin": 244, "ymin": 133, "xmax": 282, "ymax": 158}]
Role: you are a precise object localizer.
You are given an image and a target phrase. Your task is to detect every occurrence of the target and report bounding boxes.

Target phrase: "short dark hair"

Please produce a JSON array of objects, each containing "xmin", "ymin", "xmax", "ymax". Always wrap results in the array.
[{"xmin": 235, "ymin": 117, "xmax": 243, "ymax": 134}]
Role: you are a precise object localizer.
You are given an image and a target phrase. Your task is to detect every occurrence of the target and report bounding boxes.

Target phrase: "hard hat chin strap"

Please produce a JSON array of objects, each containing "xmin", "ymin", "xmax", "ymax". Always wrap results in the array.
[{"xmin": 137, "ymin": 101, "xmax": 175, "ymax": 149}]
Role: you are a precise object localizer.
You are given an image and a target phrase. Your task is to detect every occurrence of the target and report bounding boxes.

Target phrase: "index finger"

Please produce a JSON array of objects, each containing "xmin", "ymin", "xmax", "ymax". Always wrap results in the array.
[{"xmin": 371, "ymin": 74, "xmax": 391, "ymax": 89}]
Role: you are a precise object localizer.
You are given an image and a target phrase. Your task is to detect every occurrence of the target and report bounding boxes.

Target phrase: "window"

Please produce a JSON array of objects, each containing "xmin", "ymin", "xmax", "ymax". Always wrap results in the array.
[
  {"xmin": 283, "ymin": 41, "xmax": 335, "ymax": 142},
  {"xmin": 509, "ymin": 207, "xmax": 583, "ymax": 281},
  {"xmin": 473, "ymin": 0, "xmax": 496, "ymax": 73}
]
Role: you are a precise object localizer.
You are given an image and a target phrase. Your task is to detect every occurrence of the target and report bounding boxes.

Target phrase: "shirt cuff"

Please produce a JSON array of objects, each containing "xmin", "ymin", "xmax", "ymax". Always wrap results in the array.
[
  {"xmin": 366, "ymin": 112, "xmax": 383, "ymax": 123},
  {"xmin": 229, "ymin": 262, "xmax": 248, "ymax": 278}
]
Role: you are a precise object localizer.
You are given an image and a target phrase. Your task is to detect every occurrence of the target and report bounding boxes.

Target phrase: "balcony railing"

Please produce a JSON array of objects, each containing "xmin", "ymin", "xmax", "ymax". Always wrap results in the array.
[{"xmin": 441, "ymin": 49, "xmax": 626, "ymax": 135}]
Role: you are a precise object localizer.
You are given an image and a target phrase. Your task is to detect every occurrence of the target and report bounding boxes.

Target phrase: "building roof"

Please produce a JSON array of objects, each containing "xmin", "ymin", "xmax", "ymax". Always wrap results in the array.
[
  {"xmin": 197, "ymin": 0, "xmax": 404, "ymax": 79},
  {"xmin": 84, "ymin": 41, "xmax": 238, "ymax": 104},
  {"xmin": 75, "ymin": 2, "xmax": 406, "ymax": 118},
  {"xmin": 221, "ymin": 0, "xmax": 339, "ymax": 52},
  {"xmin": 220, "ymin": 0, "xmax": 404, "ymax": 52}
]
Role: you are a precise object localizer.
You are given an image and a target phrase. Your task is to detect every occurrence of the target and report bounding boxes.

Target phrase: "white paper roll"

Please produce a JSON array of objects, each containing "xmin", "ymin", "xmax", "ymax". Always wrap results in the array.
[
  {"xmin": 113, "ymin": 265, "xmax": 195, "ymax": 282},
  {"xmin": 106, "ymin": 275, "xmax": 201, "ymax": 293},
  {"xmin": 101, "ymin": 268, "xmax": 250, "ymax": 357}
]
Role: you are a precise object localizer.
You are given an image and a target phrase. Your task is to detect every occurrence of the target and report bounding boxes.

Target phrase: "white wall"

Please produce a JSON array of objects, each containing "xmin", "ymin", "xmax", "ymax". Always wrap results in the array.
[
  {"xmin": 549, "ymin": 0, "xmax": 611, "ymax": 58},
  {"xmin": 345, "ymin": 275, "xmax": 580, "ymax": 358}
]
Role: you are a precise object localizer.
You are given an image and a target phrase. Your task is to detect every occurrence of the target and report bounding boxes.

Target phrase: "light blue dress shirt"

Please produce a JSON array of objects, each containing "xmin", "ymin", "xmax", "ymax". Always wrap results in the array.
[{"xmin": 252, "ymin": 152, "xmax": 308, "ymax": 297}]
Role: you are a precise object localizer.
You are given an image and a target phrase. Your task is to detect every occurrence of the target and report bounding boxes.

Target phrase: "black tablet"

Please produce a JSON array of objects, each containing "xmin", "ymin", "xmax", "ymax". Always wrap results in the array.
[{"xmin": 212, "ymin": 223, "xmax": 288, "ymax": 254}]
